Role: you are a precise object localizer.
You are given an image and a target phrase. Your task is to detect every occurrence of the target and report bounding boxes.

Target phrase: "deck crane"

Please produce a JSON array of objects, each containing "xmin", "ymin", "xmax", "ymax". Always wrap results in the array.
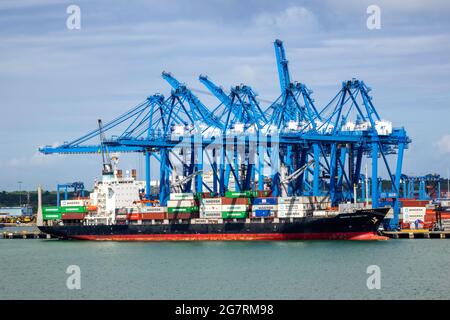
[
  {"xmin": 98, "ymin": 119, "xmax": 113, "ymax": 175},
  {"xmin": 280, "ymin": 160, "xmax": 315, "ymax": 196},
  {"xmin": 170, "ymin": 170, "xmax": 204, "ymax": 193}
]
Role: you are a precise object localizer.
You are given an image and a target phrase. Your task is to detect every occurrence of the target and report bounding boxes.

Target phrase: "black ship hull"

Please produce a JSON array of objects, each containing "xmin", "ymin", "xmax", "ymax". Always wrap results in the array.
[{"xmin": 38, "ymin": 208, "xmax": 389, "ymax": 241}]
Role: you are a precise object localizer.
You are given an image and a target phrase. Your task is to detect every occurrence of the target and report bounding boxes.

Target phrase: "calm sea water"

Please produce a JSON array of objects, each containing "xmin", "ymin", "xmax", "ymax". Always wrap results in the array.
[{"xmin": 1, "ymin": 239, "xmax": 449, "ymax": 299}]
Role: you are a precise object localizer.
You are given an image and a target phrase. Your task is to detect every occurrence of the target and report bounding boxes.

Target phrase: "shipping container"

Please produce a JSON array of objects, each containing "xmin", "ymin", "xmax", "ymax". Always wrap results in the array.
[
  {"xmin": 221, "ymin": 211, "xmax": 247, "ymax": 219},
  {"xmin": 141, "ymin": 213, "xmax": 166, "ymax": 220},
  {"xmin": 169, "ymin": 193, "xmax": 195, "ymax": 200},
  {"xmin": 43, "ymin": 212, "xmax": 62, "ymax": 220},
  {"xmin": 400, "ymin": 199, "xmax": 430, "ymax": 207},
  {"xmin": 60, "ymin": 206, "xmax": 87, "ymax": 213},
  {"xmin": 251, "ymin": 210, "xmax": 273, "ymax": 218},
  {"xmin": 128, "ymin": 213, "xmax": 142, "ymax": 221},
  {"xmin": 257, "ymin": 190, "xmax": 272, "ymax": 198},
  {"xmin": 221, "ymin": 197, "xmax": 251, "ymax": 205},
  {"xmin": 277, "ymin": 211, "xmax": 305, "ymax": 218},
  {"xmin": 313, "ymin": 210, "xmax": 328, "ymax": 217},
  {"xmin": 277, "ymin": 204, "xmax": 304, "ymax": 211},
  {"xmin": 167, "ymin": 213, "xmax": 197, "ymax": 220},
  {"xmin": 167, "ymin": 200, "xmax": 197, "ymax": 207},
  {"xmin": 225, "ymin": 191, "xmax": 257, "ymax": 198},
  {"xmin": 200, "ymin": 204, "xmax": 221, "ymax": 211},
  {"xmin": 62, "ymin": 213, "xmax": 85, "ymax": 220},
  {"xmin": 201, "ymin": 198, "xmax": 222, "ymax": 205},
  {"xmin": 221, "ymin": 204, "xmax": 248, "ymax": 212},
  {"xmin": 43, "ymin": 206, "xmax": 59, "ymax": 213},
  {"xmin": 168, "ymin": 206, "xmax": 199, "ymax": 213},
  {"xmin": 401, "ymin": 207, "xmax": 426, "ymax": 223},
  {"xmin": 252, "ymin": 197, "xmax": 278, "ymax": 205},
  {"xmin": 251, "ymin": 204, "xmax": 278, "ymax": 211},
  {"xmin": 141, "ymin": 206, "xmax": 168, "ymax": 213},
  {"xmin": 199, "ymin": 211, "xmax": 222, "ymax": 219},
  {"xmin": 60, "ymin": 199, "xmax": 87, "ymax": 207}
]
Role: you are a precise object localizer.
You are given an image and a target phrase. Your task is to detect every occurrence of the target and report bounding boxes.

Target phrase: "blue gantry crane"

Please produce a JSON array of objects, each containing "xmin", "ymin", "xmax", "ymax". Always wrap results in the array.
[{"xmin": 39, "ymin": 39, "xmax": 411, "ymax": 230}]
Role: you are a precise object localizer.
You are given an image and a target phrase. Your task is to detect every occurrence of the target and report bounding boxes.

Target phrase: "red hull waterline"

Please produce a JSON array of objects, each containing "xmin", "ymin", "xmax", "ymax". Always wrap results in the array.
[{"xmin": 70, "ymin": 232, "xmax": 389, "ymax": 241}]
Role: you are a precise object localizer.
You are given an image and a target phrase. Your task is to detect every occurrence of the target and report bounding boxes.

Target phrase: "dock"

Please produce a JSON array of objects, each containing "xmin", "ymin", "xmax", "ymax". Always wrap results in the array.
[
  {"xmin": 382, "ymin": 230, "xmax": 450, "ymax": 239},
  {"xmin": 0, "ymin": 231, "xmax": 55, "ymax": 239}
]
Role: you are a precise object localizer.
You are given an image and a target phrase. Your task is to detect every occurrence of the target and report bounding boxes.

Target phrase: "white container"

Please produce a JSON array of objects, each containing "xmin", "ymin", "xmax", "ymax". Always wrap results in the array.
[
  {"xmin": 169, "ymin": 193, "xmax": 195, "ymax": 200},
  {"xmin": 222, "ymin": 204, "xmax": 248, "ymax": 212},
  {"xmin": 167, "ymin": 200, "xmax": 197, "ymax": 207},
  {"xmin": 201, "ymin": 198, "xmax": 222, "ymax": 205},
  {"xmin": 277, "ymin": 211, "xmax": 305, "ymax": 218},
  {"xmin": 278, "ymin": 197, "xmax": 314, "ymax": 204},
  {"xmin": 251, "ymin": 204, "xmax": 278, "ymax": 211},
  {"xmin": 277, "ymin": 204, "xmax": 303, "ymax": 211},
  {"xmin": 313, "ymin": 210, "xmax": 328, "ymax": 217},
  {"xmin": 200, "ymin": 205, "xmax": 221, "ymax": 212},
  {"xmin": 141, "ymin": 206, "xmax": 168, "ymax": 213},
  {"xmin": 401, "ymin": 207, "xmax": 426, "ymax": 223},
  {"xmin": 61, "ymin": 199, "xmax": 87, "ymax": 207}
]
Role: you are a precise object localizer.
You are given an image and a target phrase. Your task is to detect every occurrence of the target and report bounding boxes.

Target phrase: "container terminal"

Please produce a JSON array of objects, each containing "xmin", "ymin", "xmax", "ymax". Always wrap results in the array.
[{"xmin": 16, "ymin": 39, "xmax": 448, "ymax": 241}]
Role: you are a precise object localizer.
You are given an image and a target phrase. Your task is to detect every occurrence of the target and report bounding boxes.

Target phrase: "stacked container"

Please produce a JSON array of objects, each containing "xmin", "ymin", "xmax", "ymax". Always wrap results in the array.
[
  {"xmin": 42, "ymin": 206, "xmax": 62, "ymax": 220},
  {"xmin": 200, "ymin": 198, "xmax": 222, "ymax": 219},
  {"xmin": 277, "ymin": 196, "xmax": 323, "ymax": 218},
  {"xmin": 251, "ymin": 197, "xmax": 278, "ymax": 218},
  {"xmin": 221, "ymin": 193, "xmax": 252, "ymax": 219},
  {"xmin": 167, "ymin": 193, "xmax": 199, "ymax": 219},
  {"xmin": 140, "ymin": 206, "xmax": 167, "ymax": 220}
]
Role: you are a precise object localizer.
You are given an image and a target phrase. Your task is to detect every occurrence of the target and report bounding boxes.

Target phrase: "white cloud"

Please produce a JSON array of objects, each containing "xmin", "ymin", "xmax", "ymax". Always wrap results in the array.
[
  {"xmin": 2, "ymin": 151, "xmax": 65, "ymax": 169},
  {"xmin": 252, "ymin": 6, "xmax": 319, "ymax": 33},
  {"xmin": 435, "ymin": 134, "xmax": 450, "ymax": 153}
]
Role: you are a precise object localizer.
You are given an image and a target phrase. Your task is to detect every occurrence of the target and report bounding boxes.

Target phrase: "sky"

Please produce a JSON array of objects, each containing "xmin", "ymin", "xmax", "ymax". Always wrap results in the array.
[{"xmin": 1, "ymin": 0, "xmax": 450, "ymax": 191}]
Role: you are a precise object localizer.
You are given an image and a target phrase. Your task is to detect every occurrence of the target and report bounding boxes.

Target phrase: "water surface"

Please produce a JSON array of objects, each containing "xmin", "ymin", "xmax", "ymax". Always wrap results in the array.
[{"xmin": 1, "ymin": 239, "xmax": 448, "ymax": 299}]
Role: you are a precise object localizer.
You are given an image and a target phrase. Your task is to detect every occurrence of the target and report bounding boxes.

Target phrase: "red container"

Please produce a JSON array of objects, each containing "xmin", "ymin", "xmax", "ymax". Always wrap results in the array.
[
  {"xmin": 221, "ymin": 197, "xmax": 251, "ymax": 205},
  {"xmin": 400, "ymin": 199, "xmax": 429, "ymax": 207},
  {"xmin": 141, "ymin": 213, "xmax": 166, "ymax": 220},
  {"xmin": 128, "ymin": 213, "xmax": 142, "ymax": 221},
  {"xmin": 61, "ymin": 213, "xmax": 85, "ymax": 220},
  {"xmin": 257, "ymin": 190, "xmax": 272, "ymax": 198},
  {"xmin": 167, "ymin": 213, "xmax": 198, "ymax": 220}
]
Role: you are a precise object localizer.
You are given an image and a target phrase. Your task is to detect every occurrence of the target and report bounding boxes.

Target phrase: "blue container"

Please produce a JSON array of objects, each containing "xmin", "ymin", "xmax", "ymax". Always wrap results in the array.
[
  {"xmin": 254, "ymin": 209, "xmax": 272, "ymax": 217},
  {"xmin": 253, "ymin": 197, "xmax": 278, "ymax": 205}
]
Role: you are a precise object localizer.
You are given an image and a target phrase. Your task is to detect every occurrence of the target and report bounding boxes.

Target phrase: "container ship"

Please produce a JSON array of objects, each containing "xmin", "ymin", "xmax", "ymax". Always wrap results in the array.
[{"xmin": 38, "ymin": 163, "xmax": 389, "ymax": 241}]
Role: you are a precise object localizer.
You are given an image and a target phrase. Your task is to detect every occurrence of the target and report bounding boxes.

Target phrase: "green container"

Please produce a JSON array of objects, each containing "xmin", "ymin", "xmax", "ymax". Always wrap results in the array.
[
  {"xmin": 43, "ymin": 206, "xmax": 60, "ymax": 213},
  {"xmin": 221, "ymin": 211, "xmax": 247, "ymax": 219},
  {"xmin": 43, "ymin": 212, "xmax": 62, "ymax": 220},
  {"xmin": 225, "ymin": 191, "xmax": 257, "ymax": 198},
  {"xmin": 60, "ymin": 206, "xmax": 87, "ymax": 213},
  {"xmin": 168, "ymin": 206, "xmax": 199, "ymax": 213}
]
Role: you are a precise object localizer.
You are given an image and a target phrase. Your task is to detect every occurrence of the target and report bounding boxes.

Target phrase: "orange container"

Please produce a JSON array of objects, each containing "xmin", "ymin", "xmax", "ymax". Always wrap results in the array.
[
  {"xmin": 62, "ymin": 213, "xmax": 85, "ymax": 220},
  {"xmin": 221, "ymin": 197, "xmax": 251, "ymax": 205},
  {"xmin": 141, "ymin": 213, "xmax": 166, "ymax": 220},
  {"xmin": 128, "ymin": 213, "xmax": 142, "ymax": 221},
  {"xmin": 87, "ymin": 205, "xmax": 97, "ymax": 211}
]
